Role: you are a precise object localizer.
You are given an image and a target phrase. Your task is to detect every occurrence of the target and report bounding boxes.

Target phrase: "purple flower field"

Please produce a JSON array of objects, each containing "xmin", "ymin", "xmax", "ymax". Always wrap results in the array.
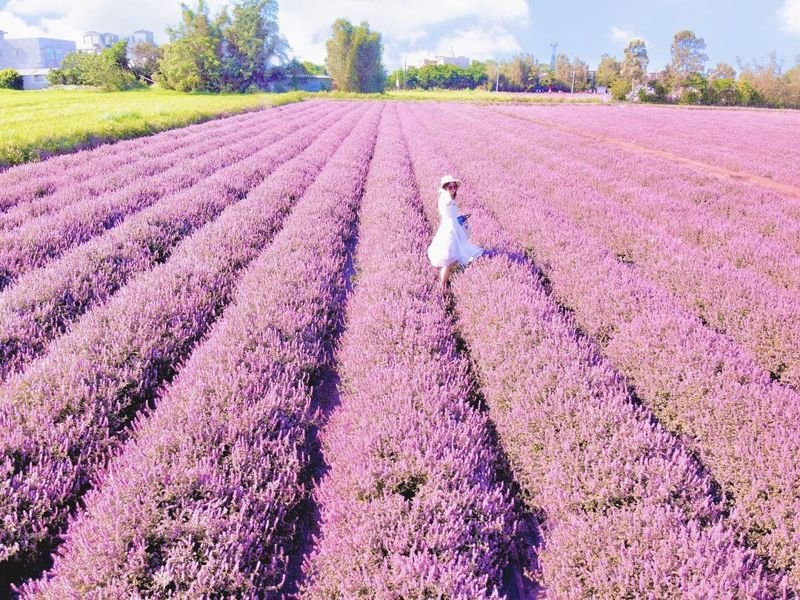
[{"xmin": 1, "ymin": 99, "xmax": 799, "ymax": 598}]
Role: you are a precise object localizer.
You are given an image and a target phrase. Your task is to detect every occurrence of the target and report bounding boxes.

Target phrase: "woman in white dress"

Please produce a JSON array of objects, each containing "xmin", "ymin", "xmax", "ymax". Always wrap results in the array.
[{"xmin": 427, "ymin": 175, "xmax": 484, "ymax": 289}]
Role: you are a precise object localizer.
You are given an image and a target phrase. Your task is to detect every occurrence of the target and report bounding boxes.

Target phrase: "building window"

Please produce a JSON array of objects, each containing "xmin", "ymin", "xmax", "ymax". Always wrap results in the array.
[{"xmin": 34, "ymin": 74, "xmax": 45, "ymax": 82}]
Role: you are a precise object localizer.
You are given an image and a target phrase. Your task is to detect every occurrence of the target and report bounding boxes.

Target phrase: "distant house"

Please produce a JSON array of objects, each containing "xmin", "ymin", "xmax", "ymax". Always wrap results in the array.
[
  {"xmin": 80, "ymin": 31, "xmax": 120, "ymax": 53},
  {"xmin": 129, "ymin": 30, "xmax": 155, "ymax": 46},
  {"xmin": 0, "ymin": 30, "xmax": 76, "ymax": 89},
  {"xmin": 79, "ymin": 29, "xmax": 155, "ymax": 55}
]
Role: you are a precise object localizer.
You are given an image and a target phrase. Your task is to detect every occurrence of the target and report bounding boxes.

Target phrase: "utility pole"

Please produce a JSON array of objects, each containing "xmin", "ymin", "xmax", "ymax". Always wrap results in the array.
[
  {"xmin": 495, "ymin": 62, "xmax": 500, "ymax": 92},
  {"xmin": 571, "ymin": 66, "xmax": 576, "ymax": 93}
]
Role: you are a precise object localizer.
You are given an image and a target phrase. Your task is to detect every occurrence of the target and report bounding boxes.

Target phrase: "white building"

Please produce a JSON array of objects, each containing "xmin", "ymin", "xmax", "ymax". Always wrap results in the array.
[
  {"xmin": 79, "ymin": 29, "xmax": 155, "ymax": 54},
  {"xmin": 128, "ymin": 30, "xmax": 155, "ymax": 47},
  {"xmin": 422, "ymin": 55, "xmax": 471, "ymax": 69},
  {"xmin": 0, "ymin": 30, "xmax": 76, "ymax": 89}
]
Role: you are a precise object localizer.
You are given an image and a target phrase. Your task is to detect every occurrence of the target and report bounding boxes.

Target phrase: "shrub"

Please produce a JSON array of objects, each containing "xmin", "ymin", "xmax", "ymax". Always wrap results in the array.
[
  {"xmin": 610, "ymin": 78, "xmax": 632, "ymax": 101},
  {"xmin": 0, "ymin": 68, "xmax": 23, "ymax": 90},
  {"xmin": 48, "ymin": 43, "xmax": 138, "ymax": 91}
]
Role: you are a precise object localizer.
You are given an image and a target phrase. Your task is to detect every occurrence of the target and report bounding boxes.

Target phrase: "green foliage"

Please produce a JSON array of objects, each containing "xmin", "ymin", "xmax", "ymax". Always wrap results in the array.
[
  {"xmin": 160, "ymin": 0, "xmax": 223, "ymax": 91},
  {"xmin": 159, "ymin": 35, "xmax": 222, "ymax": 92},
  {"xmin": 708, "ymin": 61, "xmax": 736, "ymax": 82},
  {"xmin": 677, "ymin": 71, "xmax": 707, "ymax": 104},
  {"xmin": 220, "ymin": 0, "xmax": 288, "ymax": 92},
  {"xmin": 670, "ymin": 30, "xmax": 707, "ymax": 80},
  {"xmin": 0, "ymin": 69, "xmax": 23, "ymax": 90},
  {"xmin": 706, "ymin": 78, "xmax": 740, "ymax": 106},
  {"xmin": 784, "ymin": 64, "xmax": 800, "ymax": 108},
  {"xmin": 301, "ymin": 61, "xmax": 326, "ymax": 76},
  {"xmin": 554, "ymin": 53, "xmax": 572, "ymax": 88},
  {"xmin": 736, "ymin": 79, "xmax": 766, "ymax": 107},
  {"xmin": 610, "ymin": 78, "xmax": 632, "ymax": 101},
  {"xmin": 389, "ymin": 62, "xmax": 486, "ymax": 91},
  {"xmin": 130, "ymin": 42, "xmax": 163, "ymax": 83},
  {"xmin": 596, "ymin": 54, "xmax": 621, "ymax": 88},
  {"xmin": 621, "ymin": 39, "xmax": 649, "ymax": 86},
  {"xmin": 48, "ymin": 42, "xmax": 138, "ymax": 91},
  {"xmin": 638, "ymin": 79, "xmax": 669, "ymax": 103},
  {"xmin": 325, "ymin": 19, "xmax": 385, "ymax": 93},
  {"xmin": 159, "ymin": 0, "xmax": 288, "ymax": 93}
]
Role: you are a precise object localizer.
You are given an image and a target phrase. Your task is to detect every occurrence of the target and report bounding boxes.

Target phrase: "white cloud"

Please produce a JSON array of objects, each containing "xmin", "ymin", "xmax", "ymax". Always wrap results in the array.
[
  {"xmin": 778, "ymin": 0, "xmax": 800, "ymax": 33},
  {"xmin": 0, "ymin": 0, "xmax": 229, "ymax": 43},
  {"xmin": 279, "ymin": 0, "xmax": 528, "ymax": 66},
  {"xmin": 0, "ymin": 0, "xmax": 528, "ymax": 68},
  {"xmin": 608, "ymin": 25, "xmax": 652, "ymax": 52},
  {"xmin": 610, "ymin": 25, "xmax": 647, "ymax": 44}
]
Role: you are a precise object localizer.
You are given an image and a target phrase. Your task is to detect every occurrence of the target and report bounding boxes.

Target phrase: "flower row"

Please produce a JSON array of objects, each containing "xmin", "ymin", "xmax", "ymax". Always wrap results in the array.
[
  {"xmin": 0, "ymin": 102, "xmax": 355, "ymax": 381},
  {"xmin": 402, "ymin": 103, "xmax": 800, "ymax": 588},
  {"xmin": 0, "ymin": 102, "xmax": 374, "ymax": 588},
  {"xmin": 303, "ymin": 105, "xmax": 522, "ymax": 597},
  {"xmin": 20, "ymin": 102, "xmax": 380, "ymax": 598}
]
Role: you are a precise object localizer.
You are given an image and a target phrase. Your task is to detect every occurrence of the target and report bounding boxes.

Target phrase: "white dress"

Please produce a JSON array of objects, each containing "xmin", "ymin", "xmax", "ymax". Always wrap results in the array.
[{"xmin": 427, "ymin": 190, "xmax": 484, "ymax": 268}]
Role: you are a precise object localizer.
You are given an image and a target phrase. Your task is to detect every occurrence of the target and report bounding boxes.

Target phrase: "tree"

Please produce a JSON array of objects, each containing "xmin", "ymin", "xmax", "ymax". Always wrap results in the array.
[
  {"xmin": 0, "ymin": 69, "xmax": 23, "ymax": 89},
  {"xmin": 610, "ymin": 78, "xmax": 632, "ymax": 100},
  {"xmin": 670, "ymin": 30, "xmax": 707, "ymax": 80},
  {"xmin": 484, "ymin": 60, "xmax": 503, "ymax": 91},
  {"xmin": 324, "ymin": 19, "xmax": 385, "ymax": 93},
  {"xmin": 506, "ymin": 54, "xmax": 536, "ymax": 91},
  {"xmin": 707, "ymin": 77, "xmax": 741, "ymax": 106},
  {"xmin": 465, "ymin": 61, "xmax": 488, "ymax": 89},
  {"xmin": 621, "ymin": 39, "xmax": 649, "ymax": 89},
  {"xmin": 596, "ymin": 54, "xmax": 621, "ymax": 88},
  {"xmin": 738, "ymin": 52, "xmax": 784, "ymax": 107},
  {"xmin": 638, "ymin": 78, "xmax": 669, "ymax": 103},
  {"xmin": 708, "ymin": 61, "xmax": 736, "ymax": 82},
  {"xmin": 554, "ymin": 53, "xmax": 571, "ymax": 88},
  {"xmin": 678, "ymin": 71, "xmax": 708, "ymax": 104},
  {"xmin": 784, "ymin": 64, "xmax": 800, "ymax": 108},
  {"xmin": 159, "ymin": 35, "xmax": 222, "ymax": 91},
  {"xmin": 48, "ymin": 41, "xmax": 137, "ymax": 90},
  {"xmin": 130, "ymin": 41, "xmax": 162, "ymax": 83},
  {"xmin": 160, "ymin": 0, "xmax": 223, "ymax": 91},
  {"xmin": 572, "ymin": 58, "xmax": 590, "ymax": 91},
  {"xmin": 302, "ymin": 61, "xmax": 326, "ymax": 75},
  {"xmin": 167, "ymin": 0, "xmax": 221, "ymax": 42},
  {"xmin": 220, "ymin": 0, "xmax": 288, "ymax": 91}
]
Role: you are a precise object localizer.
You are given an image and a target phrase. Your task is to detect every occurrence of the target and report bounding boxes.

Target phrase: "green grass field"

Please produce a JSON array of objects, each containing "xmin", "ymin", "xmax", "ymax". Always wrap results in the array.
[{"xmin": 0, "ymin": 87, "xmax": 304, "ymax": 167}]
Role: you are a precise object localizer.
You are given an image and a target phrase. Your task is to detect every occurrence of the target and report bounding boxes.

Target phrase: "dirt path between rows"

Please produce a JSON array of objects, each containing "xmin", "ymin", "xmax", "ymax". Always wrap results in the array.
[{"xmin": 489, "ymin": 107, "xmax": 800, "ymax": 201}]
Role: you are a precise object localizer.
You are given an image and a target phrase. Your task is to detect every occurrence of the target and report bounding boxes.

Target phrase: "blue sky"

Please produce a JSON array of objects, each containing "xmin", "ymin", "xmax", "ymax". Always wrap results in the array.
[{"xmin": 1, "ymin": 0, "xmax": 798, "ymax": 71}]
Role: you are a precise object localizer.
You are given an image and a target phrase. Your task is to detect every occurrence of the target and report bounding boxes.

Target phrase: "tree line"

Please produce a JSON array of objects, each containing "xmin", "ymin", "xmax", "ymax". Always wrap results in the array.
[
  {"xmin": 40, "ymin": 3, "xmax": 384, "ymax": 94},
  {"xmin": 387, "ymin": 54, "xmax": 592, "ymax": 93},
  {"xmin": 599, "ymin": 31, "xmax": 800, "ymax": 108},
  {"xmin": 44, "ymin": 0, "xmax": 325, "ymax": 93},
  {"xmin": 387, "ymin": 30, "xmax": 800, "ymax": 109},
  {"xmin": 6, "ymin": 8, "xmax": 799, "ymax": 108}
]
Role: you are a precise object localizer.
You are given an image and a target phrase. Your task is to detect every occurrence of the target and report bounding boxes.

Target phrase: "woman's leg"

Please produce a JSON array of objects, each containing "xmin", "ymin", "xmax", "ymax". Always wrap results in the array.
[{"xmin": 439, "ymin": 262, "xmax": 455, "ymax": 288}]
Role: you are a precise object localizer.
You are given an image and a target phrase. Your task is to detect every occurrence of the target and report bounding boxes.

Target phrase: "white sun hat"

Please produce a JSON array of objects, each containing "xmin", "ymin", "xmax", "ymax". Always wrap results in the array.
[{"xmin": 440, "ymin": 175, "xmax": 462, "ymax": 189}]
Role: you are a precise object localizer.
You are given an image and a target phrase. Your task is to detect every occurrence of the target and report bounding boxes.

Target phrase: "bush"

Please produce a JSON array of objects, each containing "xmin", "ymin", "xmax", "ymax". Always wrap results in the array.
[
  {"xmin": 0, "ymin": 69, "xmax": 23, "ymax": 90},
  {"xmin": 610, "ymin": 78, "xmax": 632, "ymax": 101},
  {"xmin": 48, "ymin": 43, "xmax": 138, "ymax": 91},
  {"xmin": 639, "ymin": 79, "xmax": 669, "ymax": 103}
]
